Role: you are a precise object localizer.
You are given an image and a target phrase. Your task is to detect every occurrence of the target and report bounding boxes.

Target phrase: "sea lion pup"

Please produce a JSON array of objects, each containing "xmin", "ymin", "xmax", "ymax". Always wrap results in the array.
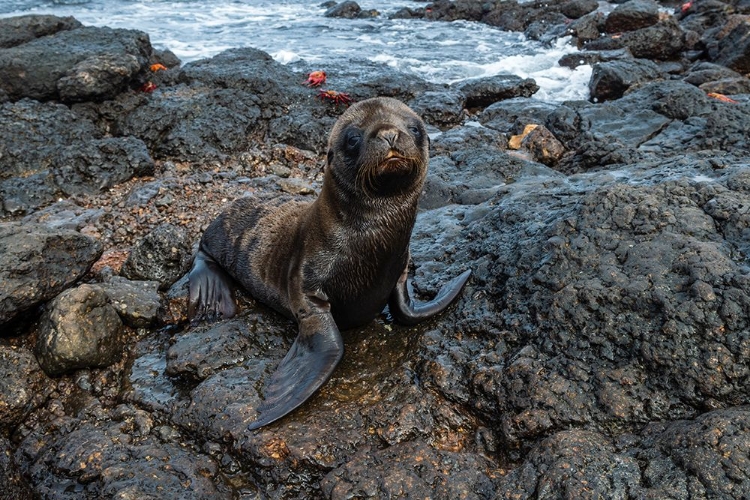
[{"xmin": 187, "ymin": 97, "xmax": 472, "ymax": 430}]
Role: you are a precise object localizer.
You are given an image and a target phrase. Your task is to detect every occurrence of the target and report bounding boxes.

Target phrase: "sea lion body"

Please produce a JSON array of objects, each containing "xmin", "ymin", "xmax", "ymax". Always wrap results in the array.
[{"xmin": 188, "ymin": 97, "xmax": 471, "ymax": 429}]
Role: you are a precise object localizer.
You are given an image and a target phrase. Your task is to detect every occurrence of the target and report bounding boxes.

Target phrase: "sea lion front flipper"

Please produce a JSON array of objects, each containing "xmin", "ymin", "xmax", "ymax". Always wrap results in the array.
[
  {"xmin": 248, "ymin": 306, "xmax": 343, "ymax": 430},
  {"xmin": 187, "ymin": 250, "xmax": 237, "ymax": 324},
  {"xmin": 389, "ymin": 264, "xmax": 472, "ymax": 326}
]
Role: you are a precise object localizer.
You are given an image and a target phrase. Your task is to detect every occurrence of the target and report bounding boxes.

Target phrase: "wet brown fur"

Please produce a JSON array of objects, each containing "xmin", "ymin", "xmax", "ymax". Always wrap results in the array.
[{"xmin": 199, "ymin": 97, "xmax": 429, "ymax": 330}]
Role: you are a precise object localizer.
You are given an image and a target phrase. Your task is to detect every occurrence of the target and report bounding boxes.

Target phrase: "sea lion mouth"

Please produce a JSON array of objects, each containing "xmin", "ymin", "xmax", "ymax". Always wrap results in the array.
[{"xmin": 379, "ymin": 150, "xmax": 413, "ymax": 173}]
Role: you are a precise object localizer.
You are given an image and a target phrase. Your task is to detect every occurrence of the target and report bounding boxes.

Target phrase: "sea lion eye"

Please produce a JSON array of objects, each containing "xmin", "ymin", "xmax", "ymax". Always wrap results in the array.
[
  {"xmin": 344, "ymin": 129, "xmax": 362, "ymax": 151},
  {"xmin": 408, "ymin": 125, "xmax": 422, "ymax": 140}
]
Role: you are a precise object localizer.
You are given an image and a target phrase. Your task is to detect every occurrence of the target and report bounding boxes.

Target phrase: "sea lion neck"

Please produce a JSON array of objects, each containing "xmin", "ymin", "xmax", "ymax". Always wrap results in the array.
[{"xmin": 311, "ymin": 173, "xmax": 420, "ymax": 234}]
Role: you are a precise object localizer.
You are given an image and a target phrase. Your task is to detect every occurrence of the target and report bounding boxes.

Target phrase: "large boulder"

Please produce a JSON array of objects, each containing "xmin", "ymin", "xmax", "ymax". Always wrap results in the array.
[
  {"xmin": 604, "ymin": 0, "xmax": 660, "ymax": 32},
  {"xmin": 0, "ymin": 26, "xmax": 152, "ymax": 102},
  {"xmin": 588, "ymin": 58, "xmax": 664, "ymax": 101},
  {"xmin": 0, "ymin": 100, "xmax": 154, "ymax": 214},
  {"xmin": 0, "ymin": 14, "xmax": 82, "ymax": 49},
  {"xmin": 0, "ymin": 222, "xmax": 102, "ymax": 324}
]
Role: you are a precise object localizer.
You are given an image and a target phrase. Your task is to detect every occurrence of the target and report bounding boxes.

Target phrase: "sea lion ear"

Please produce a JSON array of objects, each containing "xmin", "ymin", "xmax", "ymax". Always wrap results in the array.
[{"xmin": 327, "ymin": 150, "xmax": 333, "ymax": 165}]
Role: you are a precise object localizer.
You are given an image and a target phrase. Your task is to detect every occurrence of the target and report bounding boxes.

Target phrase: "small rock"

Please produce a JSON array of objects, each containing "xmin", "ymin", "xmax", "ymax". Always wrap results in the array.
[
  {"xmin": 270, "ymin": 163, "xmax": 292, "ymax": 178},
  {"xmin": 561, "ymin": 0, "xmax": 599, "ymax": 19},
  {"xmin": 522, "ymin": 124, "xmax": 566, "ymax": 166},
  {"xmin": 699, "ymin": 78, "xmax": 750, "ymax": 95},
  {"xmin": 558, "ymin": 48, "xmax": 633, "ymax": 69},
  {"xmin": 121, "ymin": 223, "xmax": 192, "ymax": 290},
  {"xmin": 588, "ymin": 58, "xmax": 663, "ymax": 101},
  {"xmin": 509, "ymin": 124, "xmax": 539, "ymax": 150},
  {"xmin": 98, "ymin": 276, "xmax": 161, "ymax": 328},
  {"xmin": 36, "ymin": 284, "xmax": 124, "ymax": 376},
  {"xmin": 0, "ymin": 436, "xmax": 34, "ymax": 500},
  {"xmin": 715, "ymin": 22, "xmax": 750, "ymax": 74},
  {"xmin": 278, "ymin": 177, "xmax": 316, "ymax": 195},
  {"xmin": 604, "ymin": 0, "xmax": 660, "ymax": 33},
  {"xmin": 0, "ymin": 346, "xmax": 51, "ymax": 433},
  {"xmin": 0, "ymin": 222, "xmax": 102, "ymax": 324},
  {"xmin": 453, "ymin": 75, "xmax": 539, "ymax": 109},
  {"xmin": 324, "ymin": 1, "xmax": 362, "ymax": 18},
  {"xmin": 408, "ymin": 90, "xmax": 465, "ymax": 128}
]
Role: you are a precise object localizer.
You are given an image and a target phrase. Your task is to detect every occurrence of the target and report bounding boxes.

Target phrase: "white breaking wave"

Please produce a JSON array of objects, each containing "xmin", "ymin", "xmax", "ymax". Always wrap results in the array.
[{"xmin": 1, "ymin": 0, "xmax": 591, "ymax": 101}]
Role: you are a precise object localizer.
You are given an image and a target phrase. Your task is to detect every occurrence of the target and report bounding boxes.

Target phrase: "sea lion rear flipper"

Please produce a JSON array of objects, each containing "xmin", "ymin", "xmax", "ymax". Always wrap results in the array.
[
  {"xmin": 389, "ymin": 265, "xmax": 472, "ymax": 326},
  {"xmin": 248, "ymin": 309, "xmax": 343, "ymax": 430},
  {"xmin": 187, "ymin": 250, "xmax": 237, "ymax": 323}
]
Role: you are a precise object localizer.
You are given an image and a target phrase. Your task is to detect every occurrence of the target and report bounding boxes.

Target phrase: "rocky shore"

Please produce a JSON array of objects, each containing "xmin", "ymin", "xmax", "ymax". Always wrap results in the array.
[{"xmin": 1, "ymin": 1, "xmax": 749, "ymax": 498}]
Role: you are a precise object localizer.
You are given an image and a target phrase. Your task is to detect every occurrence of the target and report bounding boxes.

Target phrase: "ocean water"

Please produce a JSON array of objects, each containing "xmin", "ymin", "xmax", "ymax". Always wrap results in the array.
[{"xmin": 1, "ymin": 0, "xmax": 592, "ymax": 101}]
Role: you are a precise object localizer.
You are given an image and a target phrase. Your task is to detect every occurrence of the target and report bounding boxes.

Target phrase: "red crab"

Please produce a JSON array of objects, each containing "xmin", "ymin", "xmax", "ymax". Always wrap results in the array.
[
  {"xmin": 140, "ymin": 81, "xmax": 157, "ymax": 93},
  {"xmin": 305, "ymin": 70, "xmax": 327, "ymax": 87},
  {"xmin": 317, "ymin": 89, "xmax": 353, "ymax": 107}
]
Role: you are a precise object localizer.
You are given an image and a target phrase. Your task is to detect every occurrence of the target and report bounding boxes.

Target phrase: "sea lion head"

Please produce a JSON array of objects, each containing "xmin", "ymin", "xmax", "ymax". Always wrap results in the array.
[{"xmin": 326, "ymin": 97, "xmax": 429, "ymax": 199}]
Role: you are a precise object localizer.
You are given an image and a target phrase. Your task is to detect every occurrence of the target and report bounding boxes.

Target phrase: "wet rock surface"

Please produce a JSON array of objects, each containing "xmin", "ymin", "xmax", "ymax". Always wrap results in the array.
[
  {"xmin": 0, "ymin": 222, "xmax": 102, "ymax": 324},
  {"xmin": 0, "ymin": 346, "xmax": 51, "ymax": 434},
  {"xmin": 1, "ymin": 4, "xmax": 749, "ymax": 499},
  {"xmin": 36, "ymin": 284, "xmax": 124, "ymax": 376},
  {"xmin": 0, "ymin": 26, "xmax": 151, "ymax": 102},
  {"xmin": 121, "ymin": 223, "xmax": 191, "ymax": 290}
]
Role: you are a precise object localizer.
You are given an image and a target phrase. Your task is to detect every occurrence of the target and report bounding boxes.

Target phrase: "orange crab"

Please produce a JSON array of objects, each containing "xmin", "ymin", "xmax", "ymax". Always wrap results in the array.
[
  {"xmin": 317, "ymin": 89, "xmax": 353, "ymax": 107},
  {"xmin": 707, "ymin": 92, "xmax": 738, "ymax": 104},
  {"xmin": 305, "ymin": 70, "xmax": 327, "ymax": 87},
  {"xmin": 150, "ymin": 63, "xmax": 168, "ymax": 72}
]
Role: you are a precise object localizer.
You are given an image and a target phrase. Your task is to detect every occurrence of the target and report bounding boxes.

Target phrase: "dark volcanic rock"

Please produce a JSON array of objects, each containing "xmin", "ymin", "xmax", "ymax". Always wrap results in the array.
[
  {"xmin": 121, "ymin": 223, "xmax": 191, "ymax": 290},
  {"xmin": 588, "ymin": 17, "xmax": 686, "ymax": 60},
  {"xmin": 0, "ymin": 346, "xmax": 51, "ymax": 435},
  {"xmin": 18, "ymin": 402, "xmax": 230, "ymax": 499},
  {"xmin": 560, "ymin": 0, "xmax": 599, "ymax": 19},
  {"xmin": 0, "ymin": 26, "xmax": 152, "ymax": 102},
  {"xmin": 569, "ymin": 11, "xmax": 607, "ymax": 45},
  {"xmin": 98, "ymin": 276, "xmax": 161, "ymax": 328},
  {"xmin": 0, "ymin": 100, "xmax": 101, "ymax": 180},
  {"xmin": 558, "ymin": 48, "xmax": 633, "ymax": 69},
  {"xmin": 54, "ymin": 137, "xmax": 154, "ymax": 196},
  {"xmin": 521, "ymin": 124, "xmax": 566, "ymax": 167},
  {"xmin": 408, "ymin": 90, "xmax": 465, "ymax": 128},
  {"xmin": 112, "ymin": 86, "xmax": 263, "ymax": 160},
  {"xmin": 636, "ymin": 407, "xmax": 750, "ymax": 498},
  {"xmin": 497, "ymin": 430, "xmax": 640, "ymax": 498},
  {"xmin": 588, "ymin": 58, "xmax": 664, "ymax": 101},
  {"xmin": 480, "ymin": 97, "xmax": 560, "ymax": 133},
  {"xmin": 324, "ymin": 1, "xmax": 362, "ymax": 18},
  {"xmin": 0, "ymin": 14, "xmax": 82, "ymax": 49},
  {"xmin": 108, "ymin": 47, "xmax": 306, "ymax": 159},
  {"xmin": 421, "ymin": 148, "xmax": 543, "ymax": 209},
  {"xmin": 166, "ymin": 320, "xmax": 257, "ymax": 382},
  {"xmin": 36, "ymin": 284, "xmax": 124, "ymax": 376},
  {"xmin": 0, "ymin": 437, "xmax": 34, "ymax": 500},
  {"xmin": 714, "ymin": 21, "xmax": 750, "ymax": 74},
  {"xmin": 683, "ymin": 61, "xmax": 745, "ymax": 87},
  {"xmin": 453, "ymin": 75, "xmax": 539, "ymax": 109},
  {"xmin": 604, "ymin": 0, "xmax": 660, "ymax": 33},
  {"xmin": 0, "ymin": 222, "xmax": 102, "ymax": 324},
  {"xmin": 699, "ymin": 77, "xmax": 750, "ymax": 95},
  {"xmin": 0, "ymin": 100, "xmax": 154, "ymax": 213},
  {"xmin": 430, "ymin": 125, "xmax": 508, "ymax": 155},
  {"xmin": 322, "ymin": 441, "xmax": 500, "ymax": 498}
]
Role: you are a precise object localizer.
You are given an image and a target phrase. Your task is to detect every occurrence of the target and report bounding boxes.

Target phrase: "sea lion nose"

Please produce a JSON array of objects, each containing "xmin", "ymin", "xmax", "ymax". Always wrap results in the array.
[{"xmin": 377, "ymin": 127, "xmax": 399, "ymax": 147}]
